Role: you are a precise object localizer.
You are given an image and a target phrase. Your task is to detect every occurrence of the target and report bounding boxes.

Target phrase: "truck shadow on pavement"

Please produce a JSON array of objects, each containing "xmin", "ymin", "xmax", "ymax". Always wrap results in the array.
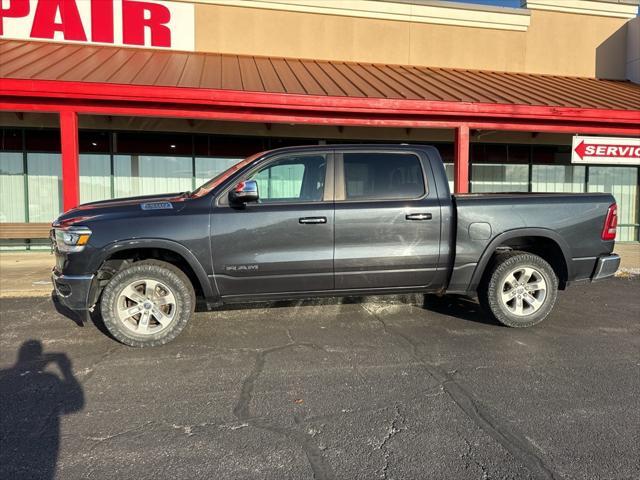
[
  {"xmin": 51, "ymin": 292, "xmax": 86, "ymax": 327},
  {"xmin": 212, "ymin": 295, "xmax": 370, "ymax": 311},
  {"xmin": 212, "ymin": 294, "xmax": 501, "ymax": 327},
  {"xmin": 51, "ymin": 290, "xmax": 499, "ymax": 338},
  {"xmin": 422, "ymin": 294, "xmax": 502, "ymax": 326},
  {"xmin": 0, "ymin": 340, "xmax": 84, "ymax": 480}
]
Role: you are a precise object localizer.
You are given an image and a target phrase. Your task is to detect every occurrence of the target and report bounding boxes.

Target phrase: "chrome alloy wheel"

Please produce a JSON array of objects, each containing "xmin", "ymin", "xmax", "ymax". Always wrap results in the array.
[
  {"xmin": 500, "ymin": 267, "xmax": 547, "ymax": 317},
  {"xmin": 116, "ymin": 279, "xmax": 177, "ymax": 335}
]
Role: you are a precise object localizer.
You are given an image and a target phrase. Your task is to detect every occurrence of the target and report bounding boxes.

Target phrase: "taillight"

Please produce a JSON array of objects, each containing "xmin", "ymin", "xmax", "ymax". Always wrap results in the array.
[{"xmin": 601, "ymin": 203, "xmax": 617, "ymax": 241}]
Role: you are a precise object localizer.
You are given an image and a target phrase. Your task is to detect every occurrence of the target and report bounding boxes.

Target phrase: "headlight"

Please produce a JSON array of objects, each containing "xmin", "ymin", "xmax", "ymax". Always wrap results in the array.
[{"xmin": 54, "ymin": 226, "xmax": 92, "ymax": 253}]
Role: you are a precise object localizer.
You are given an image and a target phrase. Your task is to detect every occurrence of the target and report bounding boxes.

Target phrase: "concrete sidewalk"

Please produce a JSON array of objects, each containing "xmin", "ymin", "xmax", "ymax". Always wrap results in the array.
[
  {"xmin": 616, "ymin": 243, "xmax": 640, "ymax": 276},
  {"xmin": 1, "ymin": 244, "xmax": 639, "ymax": 298},
  {"xmin": 0, "ymin": 251, "xmax": 55, "ymax": 298}
]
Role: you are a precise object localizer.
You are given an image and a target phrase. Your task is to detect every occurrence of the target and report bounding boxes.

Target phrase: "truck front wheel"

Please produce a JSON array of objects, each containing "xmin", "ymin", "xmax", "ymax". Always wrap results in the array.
[
  {"xmin": 100, "ymin": 260, "xmax": 195, "ymax": 347},
  {"xmin": 478, "ymin": 251, "xmax": 558, "ymax": 328}
]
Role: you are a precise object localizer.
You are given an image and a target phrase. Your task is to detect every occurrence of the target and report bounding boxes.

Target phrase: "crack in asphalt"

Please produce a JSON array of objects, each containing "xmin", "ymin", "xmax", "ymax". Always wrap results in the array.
[
  {"xmin": 76, "ymin": 418, "xmax": 250, "ymax": 460},
  {"xmin": 78, "ymin": 345, "xmax": 119, "ymax": 385},
  {"xmin": 361, "ymin": 304, "xmax": 559, "ymax": 480},
  {"xmin": 84, "ymin": 421, "xmax": 153, "ymax": 451},
  {"xmin": 378, "ymin": 404, "xmax": 404, "ymax": 480},
  {"xmin": 233, "ymin": 341, "xmax": 336, "ymax": 480},
  {"xmin": 461, "ymin": 436, "xmax": 489, "ymax": 479}
]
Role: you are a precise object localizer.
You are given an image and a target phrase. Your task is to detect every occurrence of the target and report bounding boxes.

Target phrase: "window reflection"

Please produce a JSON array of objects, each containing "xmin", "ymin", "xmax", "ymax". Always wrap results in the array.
[
  {"xmin": 588, "ymin": 167, "xmax": 638, "ymax": 242},
  {"xmin": 114, "ymin": 155, "xmax": 192, "ymax": 198},
  {"xmin": 80, "ymin": 154, "xmax": 111, "ymax": 204},
  {"xmin": 27, "ymin": 153, "xmax": 61, "ymax": 222},
  {"xmin": 0, "ymin": 152, "xmax": 25, "ymax": 222},
  {"xmin": 471, "ymin": 164, "xmax": 529, "ymax": 193},
  {"xmin": 195, "ymin": 157, "xmax": 242, "ymax": 186}
]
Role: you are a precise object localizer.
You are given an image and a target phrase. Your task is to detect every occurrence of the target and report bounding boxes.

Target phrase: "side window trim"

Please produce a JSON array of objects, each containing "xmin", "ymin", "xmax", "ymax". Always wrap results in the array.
[
  {"xmin": 334, "ymin": 150, "xmax": 429, "ymax": 202},
  {"xmin": 217, "ymin": 151, "xmax": 334, "ymax": 206},
  {"xmin": 334, "ymin": 152, "xmax": 346, "ymax": 201}
]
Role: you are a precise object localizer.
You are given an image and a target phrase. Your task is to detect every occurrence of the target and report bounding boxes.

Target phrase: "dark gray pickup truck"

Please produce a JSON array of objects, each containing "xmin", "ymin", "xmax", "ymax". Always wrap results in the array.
[{"xmin": 51, "ymin": 145, "xmax": 620, "ymax": 347}]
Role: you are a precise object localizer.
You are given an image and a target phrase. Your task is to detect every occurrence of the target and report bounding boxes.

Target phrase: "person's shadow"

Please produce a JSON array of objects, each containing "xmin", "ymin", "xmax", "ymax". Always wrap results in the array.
[{"xmin": 0, "ymin": 340, "xmax": 84, "ymax": 480}]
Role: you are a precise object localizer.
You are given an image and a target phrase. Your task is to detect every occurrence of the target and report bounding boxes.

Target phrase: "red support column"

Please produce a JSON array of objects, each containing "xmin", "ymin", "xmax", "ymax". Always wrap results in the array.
[
  {"xmin": 454, "ymin": 125, "xmax": 470, "ymax": 194},
  {"xmin": 60, "ymin": 110, "xmax": 80, "ymax": 211}
]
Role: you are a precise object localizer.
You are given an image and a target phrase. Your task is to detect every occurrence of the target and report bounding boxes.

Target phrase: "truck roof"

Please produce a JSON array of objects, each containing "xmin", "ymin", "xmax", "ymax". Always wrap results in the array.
[{"xmin": 262, "ymin": 143, "xmax": 439, "ymax": 153}]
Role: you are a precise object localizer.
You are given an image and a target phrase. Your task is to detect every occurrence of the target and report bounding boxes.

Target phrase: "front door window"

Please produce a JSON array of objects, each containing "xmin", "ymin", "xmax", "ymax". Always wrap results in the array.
[{"xmin": 251, "ymin": 155, "xmax": 327, "ymax": 203}]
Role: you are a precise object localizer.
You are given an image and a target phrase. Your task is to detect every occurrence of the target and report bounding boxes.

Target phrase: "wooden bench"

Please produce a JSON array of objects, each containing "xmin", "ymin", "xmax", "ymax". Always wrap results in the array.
[{"xmin": 0, "ymin": 223, "xmax": 52, "ymax": 240}]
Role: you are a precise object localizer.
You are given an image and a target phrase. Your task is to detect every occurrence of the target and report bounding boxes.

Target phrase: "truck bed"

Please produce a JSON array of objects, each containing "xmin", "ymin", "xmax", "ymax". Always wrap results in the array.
[{"xmin": 447, "ymin": 192, "xmax": 616, "ymax": 293}]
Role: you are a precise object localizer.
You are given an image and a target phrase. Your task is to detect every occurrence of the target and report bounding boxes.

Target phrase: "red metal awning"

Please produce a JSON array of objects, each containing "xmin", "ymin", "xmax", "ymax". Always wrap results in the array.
[{"xmin": 1, "ymin": 39, "xmax": 639, "ymax": 135}]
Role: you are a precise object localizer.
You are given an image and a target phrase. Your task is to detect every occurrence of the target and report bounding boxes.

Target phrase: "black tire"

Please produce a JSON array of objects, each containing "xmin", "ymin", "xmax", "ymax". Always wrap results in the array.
[
  {"xmin": 478, "ymin": 251, "xmax": 558, "ymax": 328},
  {"xmin": 100, "ymin": 260, "xmax": 195, "ymax": 347}
]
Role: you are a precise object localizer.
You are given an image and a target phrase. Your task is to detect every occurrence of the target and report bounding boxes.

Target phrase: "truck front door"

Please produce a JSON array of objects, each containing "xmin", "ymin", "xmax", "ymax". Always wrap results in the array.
[
  {"xmin": 210, "ymin": 151, "xmax": 334, "ymax": 297},
  {"xmin": 334, "ymin": 149, "xmax": 442, "ymax": 290}
]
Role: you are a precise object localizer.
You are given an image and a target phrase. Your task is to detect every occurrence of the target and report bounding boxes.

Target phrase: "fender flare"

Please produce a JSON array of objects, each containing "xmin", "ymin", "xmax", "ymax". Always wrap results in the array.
[
  {"xmin": 92, "ymin": 238, "xmax": 216, "ymax": 299},
  {"xmin": 467, "ymin": 228, "xmax": 572, "ymax": 293}
]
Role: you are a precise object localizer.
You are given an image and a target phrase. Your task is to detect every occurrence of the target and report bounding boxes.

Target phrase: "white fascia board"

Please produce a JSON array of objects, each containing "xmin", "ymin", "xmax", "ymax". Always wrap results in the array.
[
  {"xmin": 523, "ymin": 0, "xmax": 638, "ymax": 19},
  {"xmin": 187, "ymin": 0, "xmax": 531, "ymax": 31}
]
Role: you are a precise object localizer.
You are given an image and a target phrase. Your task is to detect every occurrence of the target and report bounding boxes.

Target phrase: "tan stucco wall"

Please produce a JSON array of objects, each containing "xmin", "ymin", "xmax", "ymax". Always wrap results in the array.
[
  {"xmin": 627, "ymin": 17, "xmax": 640, "ymax": 83},
  {"xmin": 194, "ymin": 4, "xmax": 631, "ymax": 78},
  {"xmin": 525, "ymin": 10, "xmax": 629, "ymax": 80}
]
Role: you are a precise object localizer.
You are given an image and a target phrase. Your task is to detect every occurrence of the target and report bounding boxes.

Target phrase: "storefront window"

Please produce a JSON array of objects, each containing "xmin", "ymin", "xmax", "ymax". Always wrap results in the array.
[
  {"xmin": 443, "ymin": 163, "xmax": 454, "ymax": 192},
  {"xmin": 1, "ymin": 128, "xmax": 22, "ymax": 150},
  {"xmin": 588, "ymin": 166, "xmax": 638, "ymax": 242},
  {"xmin": 115, "ymin": 132, "xmax": 192, "ymax": 156},
  {"xmin": 195, "ymin": 157, "xmax": 243, "ymax": 186},
  {"xmin": 114, "ymin": 155, "xmax": 192, "ymax": 198},
  {"xmin": 470, "ymin": 144, "xmax": 529, "ymax": 193},
  {"xmin": 531, "ymin": 165, "xmax": 585, "ymax": 193},
  {"xmin": 0, "ymin": 152, "xmax": 26, "ymax": 222},
  {"xmin": 471, "ymin": 164, "xmax": 529, "ymax": 192},
  {"xmin": 80, "ymin": 154, "xmax": 111, "ymax": 204},
  {"xmin": 209, "ymin": 136, "xmax": 268, "ymax": 157},
  {"xmin": 21, "ymin": 128, "xmax": 63, "ymax": 222},
  {"xmin": 79, "ymin": 131, "xmax": 110, "ymax": 154},
  {"xmin": 27, "ymin": 152, "xmax": 62, "ymax": 222}
]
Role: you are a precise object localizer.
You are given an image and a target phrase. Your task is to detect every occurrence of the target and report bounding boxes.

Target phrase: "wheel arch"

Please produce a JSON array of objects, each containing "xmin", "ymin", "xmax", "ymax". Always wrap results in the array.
[
  {"xmin": 469, "ymin": 228, "xmax": 572, "ymax": 293},
  {"xmin": 90, "ymin": 239, "xmax": 216, "ymax": 304}
]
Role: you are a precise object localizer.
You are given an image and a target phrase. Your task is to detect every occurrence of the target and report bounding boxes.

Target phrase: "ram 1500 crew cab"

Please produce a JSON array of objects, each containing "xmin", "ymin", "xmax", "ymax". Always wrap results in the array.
[{"xmin": 51, "ymin": 145, "xmax": 620, "ymax": 347}]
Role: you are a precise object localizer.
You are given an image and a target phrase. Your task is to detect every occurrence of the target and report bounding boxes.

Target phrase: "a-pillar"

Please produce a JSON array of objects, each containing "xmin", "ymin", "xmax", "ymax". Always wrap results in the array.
[
  {"xmin": 60, "ymin": 110, "xmax": 80, "ymax": 211},
  {"xmin": 454, "ymin": 125, "xmax": 470, "ymax": 194}
]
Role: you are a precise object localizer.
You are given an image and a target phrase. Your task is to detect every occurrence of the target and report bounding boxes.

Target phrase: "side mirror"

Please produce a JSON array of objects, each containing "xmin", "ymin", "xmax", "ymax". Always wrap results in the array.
[{"xmin": 229, "ymin": 179, "xmax": 259, "ymax": 204}]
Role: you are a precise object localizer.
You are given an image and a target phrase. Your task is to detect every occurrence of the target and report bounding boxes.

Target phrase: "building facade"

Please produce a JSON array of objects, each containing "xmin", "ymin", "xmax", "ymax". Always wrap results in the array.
[{"xmin": 1, "ymin": 0, "xmax": 639, "ymax": 247}]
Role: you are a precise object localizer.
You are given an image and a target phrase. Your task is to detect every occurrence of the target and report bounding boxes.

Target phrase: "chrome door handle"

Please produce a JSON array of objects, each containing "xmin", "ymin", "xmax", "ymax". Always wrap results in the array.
[
  {"xmin": 299, "ymin": 216, "xmax": 327, "ymax": 224},
  {"xmin": 406, "ymin": 213, "xmax": 432, "ymax": 221}
]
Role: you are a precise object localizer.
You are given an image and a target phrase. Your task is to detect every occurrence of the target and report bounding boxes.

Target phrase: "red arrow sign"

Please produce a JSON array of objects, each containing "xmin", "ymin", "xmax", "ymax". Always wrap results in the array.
[
  {"xmin": 574, "ymin": 140, "xmax": 640, "ymax": 160},
  {"xmin": 574, "ymin": 140, "xmax": 587, "ymax": 159}
]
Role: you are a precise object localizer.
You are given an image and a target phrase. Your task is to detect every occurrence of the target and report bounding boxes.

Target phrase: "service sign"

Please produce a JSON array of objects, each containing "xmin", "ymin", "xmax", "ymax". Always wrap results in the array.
[
  {"xmin": 0, "ymin": 0, "xmax": 194, "ymax": 50},
  {"xmin": 572, "ymin": 136, "xmax": 640, "ymax": 166}
]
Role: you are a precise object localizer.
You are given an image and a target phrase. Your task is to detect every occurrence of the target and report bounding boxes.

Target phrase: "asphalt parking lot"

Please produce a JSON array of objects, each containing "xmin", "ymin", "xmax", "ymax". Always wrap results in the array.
[{"xmin": 1, "ymin": 277, "xmax": 638, "ymax": 480}]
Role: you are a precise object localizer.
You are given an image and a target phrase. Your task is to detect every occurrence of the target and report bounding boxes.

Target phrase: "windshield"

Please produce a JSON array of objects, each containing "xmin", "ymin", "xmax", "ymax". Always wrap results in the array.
[{"xmin": 190, "ymin": 151, "xmax": 265, "ymax": 198}]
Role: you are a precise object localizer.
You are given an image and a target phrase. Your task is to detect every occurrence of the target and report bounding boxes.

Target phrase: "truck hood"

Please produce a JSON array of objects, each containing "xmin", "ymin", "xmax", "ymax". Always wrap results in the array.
[
  {"xmin": 53, "ymin": 192, "xmax": 189, "ymax": 226},
  {"xmin": 78, "ymin": 192, "xmax": 187, "ymax": 209}
]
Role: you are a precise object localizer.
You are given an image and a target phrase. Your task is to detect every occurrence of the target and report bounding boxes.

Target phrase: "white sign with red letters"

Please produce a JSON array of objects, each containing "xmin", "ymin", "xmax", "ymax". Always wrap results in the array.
[
  {"xmin": 0, "ymin": 0, "xmax": 194, "ymax": 51},
  {"xmin": 572, "ymin": 136, "xmax": 640, "ymax": 165}
]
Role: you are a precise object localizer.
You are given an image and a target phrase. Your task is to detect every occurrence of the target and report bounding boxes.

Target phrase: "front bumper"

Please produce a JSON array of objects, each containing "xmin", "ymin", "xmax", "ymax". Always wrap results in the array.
[
  {"xmin": 591, "ymin": 254, "xmax": 620, "ymax": 281},
  {"xmin": 51, "ymin": 269, "xmax": 95, "ymax": 310}
]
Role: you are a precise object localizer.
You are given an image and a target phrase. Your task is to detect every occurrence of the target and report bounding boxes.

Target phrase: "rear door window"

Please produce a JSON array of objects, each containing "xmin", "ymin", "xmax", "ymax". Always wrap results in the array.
[{"xmin": 343, "ymin": 152, "xmax": 425, "ymax": 200}]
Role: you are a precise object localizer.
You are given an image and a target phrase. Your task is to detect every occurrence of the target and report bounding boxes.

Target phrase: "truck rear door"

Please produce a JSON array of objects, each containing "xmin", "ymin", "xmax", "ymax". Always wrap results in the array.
[{"xmin": 333, "ymin": 149, "xmax": 442, "ymax": 290}]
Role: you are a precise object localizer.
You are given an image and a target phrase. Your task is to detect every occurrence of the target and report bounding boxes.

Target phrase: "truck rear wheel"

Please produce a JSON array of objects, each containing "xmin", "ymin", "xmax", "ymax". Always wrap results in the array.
[
  {"xmin": 478, "ymin": 251, "xmax": 558, "ymax": 328},
  {"xmin": 100, "ymin": 260, "xmax": 195, "ymax": 347}
]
